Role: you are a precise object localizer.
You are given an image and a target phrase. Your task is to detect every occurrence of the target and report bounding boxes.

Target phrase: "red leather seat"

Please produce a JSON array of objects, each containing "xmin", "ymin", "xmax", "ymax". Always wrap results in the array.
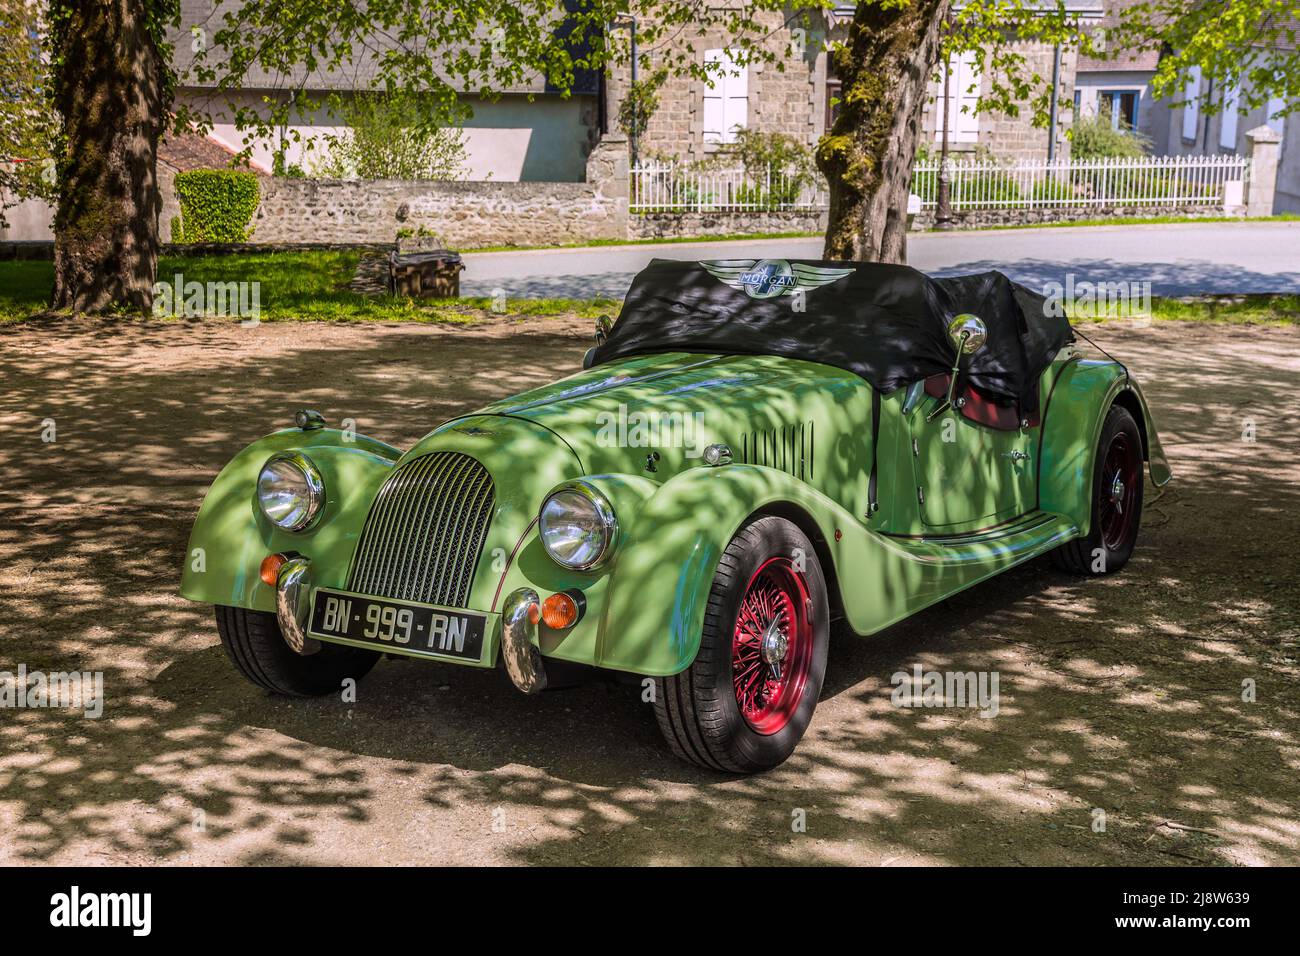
[{"xmin": 923, "ymin": 373, "xmax": 1038, "ymax": 431}]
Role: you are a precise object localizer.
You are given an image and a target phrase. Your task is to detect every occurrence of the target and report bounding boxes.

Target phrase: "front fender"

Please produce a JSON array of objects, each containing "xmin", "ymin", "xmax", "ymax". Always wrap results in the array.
[
  {"xmin": 1039, "ymin": 359, "xmax": 1172, "ymax": 536},
  {"xmin": 179, "ymin": 428, "xmax": 402, "ymax": 612},
  {"xmin": 595, "ymin": 464, "xmax": 856, "ymax": 676}
]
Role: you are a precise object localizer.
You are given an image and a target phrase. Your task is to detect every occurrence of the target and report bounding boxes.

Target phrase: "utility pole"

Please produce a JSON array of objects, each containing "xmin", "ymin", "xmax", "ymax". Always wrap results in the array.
[
  {"xmin": 934, "ymin": 49, "xmax": 954, "ymax": 230},
  {"xmin": 613, "ymin": 15, "xmax": 640, "ymax": 170},
  {"xmin": 1047, "ymin": 42, "xmax": 1062, "ymax": 162}
]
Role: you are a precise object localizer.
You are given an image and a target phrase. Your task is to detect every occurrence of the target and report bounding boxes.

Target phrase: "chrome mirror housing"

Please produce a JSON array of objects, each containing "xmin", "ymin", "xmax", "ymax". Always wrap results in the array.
[
  {"xmin": 926, "ymin": 314, "xmax": 988, "ymax": 423},
  {"xmin": 594, "ymin": 314, "xmax": 613, "ymax": 344},
  {"xmin": 948, "ymin": 314, "xmax": 987, "ymax": 355}
]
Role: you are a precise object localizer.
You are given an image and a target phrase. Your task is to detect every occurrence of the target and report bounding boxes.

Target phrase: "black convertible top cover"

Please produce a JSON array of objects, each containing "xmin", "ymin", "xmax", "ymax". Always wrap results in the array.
[{"xmin": 591, "ymin": 258, "xmax": 1073, "ymax": 412}]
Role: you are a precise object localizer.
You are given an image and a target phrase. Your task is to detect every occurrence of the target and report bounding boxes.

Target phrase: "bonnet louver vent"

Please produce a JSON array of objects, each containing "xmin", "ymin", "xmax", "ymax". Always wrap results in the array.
[{"xmin": 738, "ymin": 422, "xmax": 814, "ymax": 481}]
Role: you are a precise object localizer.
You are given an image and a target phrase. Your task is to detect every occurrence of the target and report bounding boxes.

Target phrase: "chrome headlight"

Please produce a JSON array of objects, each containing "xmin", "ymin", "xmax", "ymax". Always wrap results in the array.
[
  {"xmin": 539, "ymin": 483, "xmax": 617, "ymax": 570},
  {"xmin": 257, "ymin": 452, "xmax": 324, "ymax": 531}
]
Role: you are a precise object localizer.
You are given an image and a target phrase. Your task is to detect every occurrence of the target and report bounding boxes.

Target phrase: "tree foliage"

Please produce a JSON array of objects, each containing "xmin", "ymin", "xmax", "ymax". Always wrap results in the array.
[
  {"xmin": 0, "ymin": 0, "xmax": 58, "ymax": 221},
  {"xmin": 1105, "ymin": 1, "xmax": 1300, "ymax": 117}
]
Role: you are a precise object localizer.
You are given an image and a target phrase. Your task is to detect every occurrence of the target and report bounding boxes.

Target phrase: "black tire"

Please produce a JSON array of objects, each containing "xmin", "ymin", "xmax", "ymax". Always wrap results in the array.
[
  {"xmin": 215, "ymin": 605, "xmax": 380, "ymax": 697},
  {"xmin": 653, "ymin": 516, "xmax": 829, "ymax": 773},
  {"xmin": 1052, "ymin": 404, "xmax": 1144, "ymax": 575}
]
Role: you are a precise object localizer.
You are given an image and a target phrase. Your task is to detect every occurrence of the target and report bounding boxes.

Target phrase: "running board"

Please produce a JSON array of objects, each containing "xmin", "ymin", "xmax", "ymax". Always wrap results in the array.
[
  {"xmin": 878, "ymin": 510, "xmax": 1078, "ymax": 569},
  {"xmin": 844, "ymin": 511, "xmax": 1080, "ymax": 637}
]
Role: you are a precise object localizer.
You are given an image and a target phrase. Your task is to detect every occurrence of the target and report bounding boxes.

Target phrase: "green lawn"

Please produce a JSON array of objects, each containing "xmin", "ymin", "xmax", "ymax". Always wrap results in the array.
[
  {"xmin": 0, "ymin": 251, "xmax": 617, "ymax": 324},
  {"xmin": 1, "ymin": 249, "xmax": 1296, "ymax": 326}
]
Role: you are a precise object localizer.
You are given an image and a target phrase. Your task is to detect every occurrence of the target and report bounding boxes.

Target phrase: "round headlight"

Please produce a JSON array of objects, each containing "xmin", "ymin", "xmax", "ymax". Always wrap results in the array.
[
  {"xmin": 539, "ymin": 484, "xmax": 617, "ymax": 570},
  {"xmin": 257, "ymin": 452, "xmax": 324, "ymax": 531}
]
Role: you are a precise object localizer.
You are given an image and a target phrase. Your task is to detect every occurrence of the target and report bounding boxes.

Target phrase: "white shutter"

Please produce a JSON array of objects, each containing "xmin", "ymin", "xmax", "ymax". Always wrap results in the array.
[
  {"xmin": 1219, "ymin": 83, "xmax": 1240, "ymax": 150},
  {"xmin": 1182, "ymin": 66, "xmax": 1201, "ymax": 140},
  {"xmin": 703, "ymin": 49, "xmax": 747, "ymax": 144},
  {"xmin": 936, "ymin": 51, "xmax": 980, "ymax": 143}
]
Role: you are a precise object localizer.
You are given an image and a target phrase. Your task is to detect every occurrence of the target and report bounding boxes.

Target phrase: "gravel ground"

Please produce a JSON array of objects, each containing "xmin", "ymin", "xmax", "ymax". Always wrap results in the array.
[{"xmin": 1, "ymin": 316, "xmax": 1297, "ymax": 866}]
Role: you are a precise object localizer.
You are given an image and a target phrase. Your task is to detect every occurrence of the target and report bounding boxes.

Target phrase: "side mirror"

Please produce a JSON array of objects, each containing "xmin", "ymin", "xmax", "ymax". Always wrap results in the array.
[
  {"xmin": 947, "ymin": 313, "xmax": 987, "ymax": 354},
  {"xmin": 594, "ymin": 314, "xmax": 613, "ymax": 344},
  {"xmin": 926, "ymin": 314, "xmax": 987, "ymax": 422},
  {"xmin": 582, "ymin": 347, "xmax": 597, "ymax": 370}
]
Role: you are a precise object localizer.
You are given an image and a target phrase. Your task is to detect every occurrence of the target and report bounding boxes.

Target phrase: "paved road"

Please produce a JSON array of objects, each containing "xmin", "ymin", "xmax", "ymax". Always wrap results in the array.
[{"xmin": 461, "ymin": 221, "xmax": 1300, "ymax": 300}]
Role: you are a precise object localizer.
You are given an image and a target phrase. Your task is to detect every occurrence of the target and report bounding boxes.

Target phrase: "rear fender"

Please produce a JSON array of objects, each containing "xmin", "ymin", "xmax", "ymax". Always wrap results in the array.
[{"xmin": 1039, "ymin": 360, "xmax": 1171, "ymax": 536}]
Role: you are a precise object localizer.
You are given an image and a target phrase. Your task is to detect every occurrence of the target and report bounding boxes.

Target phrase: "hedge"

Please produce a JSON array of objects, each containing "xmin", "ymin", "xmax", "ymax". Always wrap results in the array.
[{"xmin": 173, "ymin": 169, "xmax": 260, "ymax": 243}]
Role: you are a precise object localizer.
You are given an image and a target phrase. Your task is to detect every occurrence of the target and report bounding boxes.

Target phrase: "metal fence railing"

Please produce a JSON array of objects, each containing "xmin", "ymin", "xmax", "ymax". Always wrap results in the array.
[
  {"xmin": 909, "ymin": 155, "xmax": 1249, "ymax": 210},
  {"xmin": 630, "ymin": 161, "xmax": 829, "ymax": 213},
  {"xmin": 631, "ymin": 154, "xmax": 1249, "ymax": 214}
]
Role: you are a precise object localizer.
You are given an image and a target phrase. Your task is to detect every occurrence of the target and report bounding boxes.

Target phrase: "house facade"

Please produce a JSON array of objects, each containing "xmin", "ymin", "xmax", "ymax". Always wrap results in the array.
[
  {"xmin": 170, "ymin": 0, "xmax": 602, "ymax": 182},
  {"xmin": 1071, "ymin": 0, "xmax": 1160, "ymax": 141},
  {"xmin": 1148, "ymin": 62, "xmax": 1298, "ymax": 213},
  {"xmin": 609, "ymin": 4, "xmax": 1105, "ymax": 166}
]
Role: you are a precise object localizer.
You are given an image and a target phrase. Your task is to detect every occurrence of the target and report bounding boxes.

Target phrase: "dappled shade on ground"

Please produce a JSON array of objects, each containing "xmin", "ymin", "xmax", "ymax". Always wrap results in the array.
[{"xmin": 0, "ymin": 317, "xmax": 1297, "ymax": 864}]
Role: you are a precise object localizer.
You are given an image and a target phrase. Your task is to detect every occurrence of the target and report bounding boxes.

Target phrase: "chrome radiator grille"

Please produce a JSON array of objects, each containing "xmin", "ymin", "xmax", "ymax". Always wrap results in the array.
[{"xmin": 348, "ymin": 452, "xmax": 495, "ymax": 608}]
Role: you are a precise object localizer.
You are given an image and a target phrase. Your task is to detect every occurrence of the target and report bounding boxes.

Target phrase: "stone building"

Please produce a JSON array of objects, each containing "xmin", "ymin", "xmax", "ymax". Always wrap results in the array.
[{"xmin": 607, "ymin": 3, "xmax": 1105, "ymax": 166}]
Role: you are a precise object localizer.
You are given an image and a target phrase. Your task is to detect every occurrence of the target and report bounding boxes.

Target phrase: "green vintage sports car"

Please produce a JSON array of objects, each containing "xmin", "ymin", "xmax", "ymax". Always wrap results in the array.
[{"xmin": 180, "ymin": 259, "xmax": 1171, "ymax": 773}]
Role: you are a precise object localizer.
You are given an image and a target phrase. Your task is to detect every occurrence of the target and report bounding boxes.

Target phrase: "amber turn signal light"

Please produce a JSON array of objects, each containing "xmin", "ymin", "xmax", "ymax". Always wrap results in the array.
[
  {"xmin": 541, "ymin": 590, "xmax": 584, "ymax": 630},
  {"xmin": 260, "ymin": 552, "xmax": 288, "ymax": 587}
]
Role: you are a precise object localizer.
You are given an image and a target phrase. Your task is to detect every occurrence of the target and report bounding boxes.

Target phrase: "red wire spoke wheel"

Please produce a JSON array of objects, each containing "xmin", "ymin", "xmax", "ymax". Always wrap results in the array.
[
  {"xmin": 1052, "ymin": 403, "xmax": 1145, "ymax": 575},
  {"xmin": 653, "ymin": 516, "xmax": 829, "ymax": 773},
  {"xmin": 731, "ymin": 557, "xmax": 813, "ymax": 735},
  {"xmin": 1097, "ymin": 429, "xmax": 1140, "ymax": 552}
]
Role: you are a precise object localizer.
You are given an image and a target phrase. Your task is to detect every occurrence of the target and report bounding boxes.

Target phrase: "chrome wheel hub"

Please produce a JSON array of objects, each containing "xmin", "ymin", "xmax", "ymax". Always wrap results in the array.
[
  {"xmin": 760, "ymin": 615, "xmax": 789, "ymax": 679},
  {"xmin": 1109, "ymin": 471, "xmax": 1126, "ymax": 513}
]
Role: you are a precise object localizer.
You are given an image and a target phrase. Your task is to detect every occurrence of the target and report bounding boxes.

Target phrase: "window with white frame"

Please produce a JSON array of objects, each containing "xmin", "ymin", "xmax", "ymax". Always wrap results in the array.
[
  {"xmin": 935, "ymin": 50, "xmax": 981, "ymax": 143},
  {"xmin": 1181, "ymin": 66, "xmax": 1201, "ymax": 141},
  {"xmin": 702, "ymin": 49, "xmax": 748, "ymax": 144},
  {"xmin": 1220, "ymin": 83, "xmax": 1240, "ymax": 150}
]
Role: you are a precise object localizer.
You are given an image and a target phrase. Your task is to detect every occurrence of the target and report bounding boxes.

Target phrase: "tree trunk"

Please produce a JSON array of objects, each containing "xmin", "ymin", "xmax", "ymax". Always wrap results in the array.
[
  {"xmin": 818, "ymin": 1, "xmax": 950, "ymax": 263},
  {"xmin": 50, "ymin": 0, "xmax": 166, "ymax": 313}
]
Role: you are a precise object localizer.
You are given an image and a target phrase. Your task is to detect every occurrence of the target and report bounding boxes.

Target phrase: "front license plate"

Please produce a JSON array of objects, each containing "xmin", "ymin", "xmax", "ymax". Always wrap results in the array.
[{"xmin": 308, "ymin": 588, "xmax": 487, "ymax": 662}]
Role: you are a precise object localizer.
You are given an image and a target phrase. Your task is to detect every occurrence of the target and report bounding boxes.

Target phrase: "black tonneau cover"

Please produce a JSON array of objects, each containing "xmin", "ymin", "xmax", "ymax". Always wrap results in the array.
[{"xmin": 591, "ymin": 258, "xmax": 1072, "ymax": 413}]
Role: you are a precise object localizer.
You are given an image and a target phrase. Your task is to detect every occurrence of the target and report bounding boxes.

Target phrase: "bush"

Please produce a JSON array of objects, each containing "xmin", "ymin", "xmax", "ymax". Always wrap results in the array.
[
  {"xmin": 1069, "ymin": 114, "xmax": 1151, "ymax": 159},
  {"xmin": 310, "ymin": 91, "xmax": 466, "ymax": 180},
  {"xmin": 726, "ymin": 129, "xmax": 820, "ymax": 210},
  {"xmin": 173, "ymin": 169, "xmax": 260, "ymax": 242}
]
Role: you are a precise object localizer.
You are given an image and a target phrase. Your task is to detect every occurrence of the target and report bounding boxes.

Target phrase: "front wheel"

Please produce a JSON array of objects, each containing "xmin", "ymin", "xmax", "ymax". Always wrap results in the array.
[
  {"xmin": 1053, "ymin": 404, "xmax": 1144, "ymax": 575},
  {"xmin": 654, "ymin": 516, "xmax": 829, "ymax": 773},
  {"xmin": 215, "ymin": 605, "xmax": 380, "ymax": 696}
]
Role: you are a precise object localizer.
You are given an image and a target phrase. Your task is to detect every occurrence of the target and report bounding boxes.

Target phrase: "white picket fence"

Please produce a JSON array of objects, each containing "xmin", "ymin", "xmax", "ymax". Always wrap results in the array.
[
  {"xmin": 910, "ymin": 155, "xmax": 1249, "ymax": 210},
  {"xmin": 630, "ymin": 161, "xmax": 829, "ymax": 212},
  {"xmin": 631, "ymin": 154, "xmax": 1249, "ymax": 214}
]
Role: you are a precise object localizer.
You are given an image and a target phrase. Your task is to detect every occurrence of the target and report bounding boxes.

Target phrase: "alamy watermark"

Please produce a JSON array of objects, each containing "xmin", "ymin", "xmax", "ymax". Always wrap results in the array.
[
  {"xmin": 1042, "ymin": 273, "xmax": 1152, "ymax": 320},
  {"xmin": 1, "ymin": 664, "xmax": 103, "ymax": 718},
  {"xmin": 891, "ymin": 665, "xmax": 1000, "ymax": 718},
  {"xmin": 152, "ymin": 271, "xmax": 261, "ymax": 324},
  {"xmin": 595, "ymin": 403, "xmax": 707, "ymax": 458},
  {"xmin": 49, "ymin": 886, "xmax": 150, "ymax": 936}
]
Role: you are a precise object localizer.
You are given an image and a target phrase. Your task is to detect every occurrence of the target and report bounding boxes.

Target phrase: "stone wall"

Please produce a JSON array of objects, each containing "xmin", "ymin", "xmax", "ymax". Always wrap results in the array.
[
  {"xmin": 246, "ymin": 137, "xmax": 629, "ymax": 247},
  {"xmin": 630, "ymin": 210, "xmax": 826, "ymax": 240}
]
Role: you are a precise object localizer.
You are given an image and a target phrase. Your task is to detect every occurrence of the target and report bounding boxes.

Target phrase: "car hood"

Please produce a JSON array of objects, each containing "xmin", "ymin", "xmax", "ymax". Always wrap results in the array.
[{"xmin": 476, "ymin": 351, "xmax": 869, "ymax": 480}]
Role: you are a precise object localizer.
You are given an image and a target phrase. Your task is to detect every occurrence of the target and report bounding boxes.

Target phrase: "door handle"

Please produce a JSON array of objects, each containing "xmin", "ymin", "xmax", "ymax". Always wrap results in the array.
[{"xmin": 1003, "ymin": 451, "xmax": 1031, "ymax": 463}]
